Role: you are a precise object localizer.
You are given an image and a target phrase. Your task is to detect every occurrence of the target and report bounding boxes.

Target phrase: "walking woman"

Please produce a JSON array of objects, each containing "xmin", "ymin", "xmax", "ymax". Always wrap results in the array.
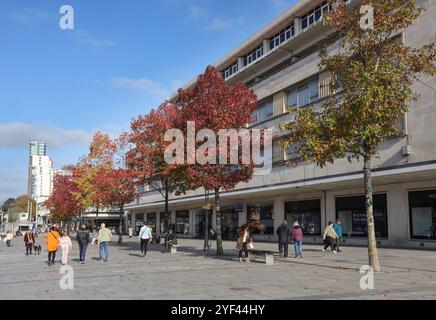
[
  {"xmin": 76, "ymin": 224, "xmax": 91, "ymax": 264},
  {"xmin": 5, "ymin": 231, "xmax": 13, "ymax": 247},
  {"xmin": 322, "ymin": 221, "xmax": 338, "ymax": 254},
  {"xmin": 46, "ymin": 226, "xmax": 61, "ymax": 266},
  {"xmin": 236, "ymin": 225, "xmax": 250, "ymax": 263},
  {"xmin": 24, "ymin": 229, "xmax": 35, "ymax": 255},
  {"xmin": 60, "ymin": 230, "xmax": 73, "ymax": 265},
  {"xmin": 291, "ymin": 222, "xmax": 304, "ymax": 258}
]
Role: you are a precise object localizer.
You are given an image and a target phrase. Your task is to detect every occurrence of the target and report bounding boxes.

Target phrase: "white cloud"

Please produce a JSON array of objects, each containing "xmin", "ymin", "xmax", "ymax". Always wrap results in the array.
[
  {"xmin": 110, "ymin": 78, "xmax": 170, "ymax": 97},
  {"xmin": 9, "ymin": 8, "xmax": 55, "ymax": 26},
  {"xmin": 0, "ymin": 122, "xmax": 92, "ymax": 149},
  {"xmin": 188, "ymin": 5, "xmax": 245, "ymax": 31},
  {"xmin": 71, "ymin": 30, "xmax": 118, "ymax": 48}
]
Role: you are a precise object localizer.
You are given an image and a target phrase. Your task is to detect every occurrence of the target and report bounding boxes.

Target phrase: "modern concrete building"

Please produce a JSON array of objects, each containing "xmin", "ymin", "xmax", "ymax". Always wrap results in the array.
[{"xmin": 126, "ymin": 0, "xmax": 436, "ymax": 249}]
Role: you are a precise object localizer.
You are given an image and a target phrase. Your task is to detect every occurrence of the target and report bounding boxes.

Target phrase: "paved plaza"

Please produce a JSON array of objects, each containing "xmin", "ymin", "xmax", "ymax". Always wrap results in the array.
[{"xmin": 0, "ymin": 236, "xmax": 435, "ymax": 300}]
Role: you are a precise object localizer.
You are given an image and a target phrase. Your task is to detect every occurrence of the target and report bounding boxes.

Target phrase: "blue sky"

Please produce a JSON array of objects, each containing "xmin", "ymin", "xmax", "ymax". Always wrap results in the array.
[{"xmin": 0, "ymin": 0, "xmax": 296, "ymax": 203}]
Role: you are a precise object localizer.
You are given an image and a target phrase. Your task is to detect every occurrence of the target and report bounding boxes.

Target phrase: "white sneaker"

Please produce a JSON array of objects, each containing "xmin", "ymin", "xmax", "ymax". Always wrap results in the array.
[
  {"xmin": 322, "ymin": 249, "xmax": 326, "ymax": 253},
  {"xmin": 333, "ymin": 250, "xmax": 337, "ymax": 254}
]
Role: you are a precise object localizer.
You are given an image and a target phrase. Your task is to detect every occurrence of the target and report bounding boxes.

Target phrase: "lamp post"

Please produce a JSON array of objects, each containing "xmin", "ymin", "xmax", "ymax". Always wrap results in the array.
[{"xmin": 203, "ymin": 190, "xmax": 210, "ymax": 251}]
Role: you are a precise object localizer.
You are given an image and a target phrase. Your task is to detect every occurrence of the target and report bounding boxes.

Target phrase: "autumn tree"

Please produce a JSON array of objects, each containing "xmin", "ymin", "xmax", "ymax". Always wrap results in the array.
[
  {"xmin": 127, "ymin": 102, "xmax": 187, "ymax": 234},
  {"xmin": 281, "ymin": 0, "xmax": 436, "ymax": 271},
  {"xmin": 45, "ymin": 172, "xmax": 83, "ymax": 223},
  {"xmin": 176, "ymin": 66, "xmax": 257, "ymax": 255}
]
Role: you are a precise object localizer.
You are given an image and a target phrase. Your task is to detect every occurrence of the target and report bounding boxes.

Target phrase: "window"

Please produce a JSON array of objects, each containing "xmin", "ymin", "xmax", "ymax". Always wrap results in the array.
[
  {"xmin": 222, "ymin": 62, "xmax": 239, "ymax": 80},
  {"xmin": 285, "ymin": 200, "xmax": 321, "ymax": 235},
  {"xmin": 287, "ymin": 78, "xmax": 319, "ymax": 110},
  {"xmin": 336, "ymin": 194, "xmax": 388, "ymax": 238},
  {"xmin": 269, "ymin": 23, "xmax": 295, "ymax": 50},
  {"xmin": 243, "ymin": 45, "xmax": 263, "ymax": 67},
  {"xmin": 176, "ymin": 210, "xmax": 190, "ymax": 235},
  {"xmin": 409, "ymin": 190, "xmax": 436, "ymax": 240},
  {"xmin": 247, "ymin": 203, "xmax": 274, "ymax": 235},
  {"xmin": 252, "ymin": 100, "xmax": 273, "ymax": 123},
  {"xmin": 146, "ymin": 213, "xmax": 156, "ymax": 233},
  {"xmin": 301, "ymin": 1, "xmax": 331, "ymax": 30},
  {"xmin": 272, "ymin": 140, "xmax": 284, "ymax": 163}
]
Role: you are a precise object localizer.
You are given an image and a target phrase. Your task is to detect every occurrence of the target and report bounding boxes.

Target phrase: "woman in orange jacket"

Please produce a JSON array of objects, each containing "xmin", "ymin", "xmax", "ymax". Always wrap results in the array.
[{"xmin": 46, "ymin": 226, "xmax": 60, "ymax": 266}]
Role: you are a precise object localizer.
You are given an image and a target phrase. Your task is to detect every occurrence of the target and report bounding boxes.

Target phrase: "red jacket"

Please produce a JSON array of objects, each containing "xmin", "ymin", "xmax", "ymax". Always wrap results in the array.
[{"xmin": 291, "ymin": 227, "xmax": 304, "ymax": 242}]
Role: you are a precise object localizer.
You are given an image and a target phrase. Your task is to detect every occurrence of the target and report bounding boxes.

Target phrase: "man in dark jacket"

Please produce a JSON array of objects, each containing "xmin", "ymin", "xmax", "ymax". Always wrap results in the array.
[
  {"xmin": 76, "ymin": 224, "xmax": 91, "ymax": 264},
  {"xmin": 24, "ymin": 229, "xmax": 35, "ymax": 255},
  {"xmin": 276, "ymin": 220, "xmax": 291, "ymax": 257}
]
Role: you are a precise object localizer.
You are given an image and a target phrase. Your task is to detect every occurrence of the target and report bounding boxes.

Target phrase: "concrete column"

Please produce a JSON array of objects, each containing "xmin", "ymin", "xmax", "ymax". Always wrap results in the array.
[
  {"xmin": 263, "ymin": 39, "xmax": 270, "ymax": 54},
  {"xmin": 237, "ymin": 57, "xmax": 244, "ymax": 71},
  {"xmin": 387, "ymin": 185, "xmax": 409, "ymax": 245},
  {"xmin": 239, "ymin": 202, "xmax": 247, "ymax": 227},
  {"xmin": 131, "ymin": 212, "xmax": 136, "ymax": 234},
  {"xmin": 324, "ymin": 191, "xmax": 336, "ymax": 229},
  {"xmin": 294, "ymin": 17, "xmax": 302, "ymax": 34},
  {"xmin": 156, "ymin": 212, "xmax": 161, "ymax": 234},
  {"xmin": 171, "ymin": 210, "xmax": 176, "ymax": 224},
  {"xmin": 273, "ymin": 199, "xmax": 285, "ymax": 237}
]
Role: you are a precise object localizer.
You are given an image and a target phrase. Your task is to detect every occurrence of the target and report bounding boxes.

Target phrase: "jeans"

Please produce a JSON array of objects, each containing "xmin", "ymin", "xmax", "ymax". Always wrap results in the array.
[
  {"xmin": 48, "ymin": 251, "xmax": 56, "ymax": 263},
  {"xmin": 335, "ymin": 236, "xmax": 343, "ymax": 251},
  {"xmin": 278, "ymin": 243, "xmax": 289, "ymax": 257},
  {"xmin": 6, "ymin": 240, "xmax": 11, "ymax": 247},
  {"xmin": 79, "ymin": 243, "xmax": 88, "ymax": 261},
  {"xmin": 294, "ymin": 240, "xmax": 303, "ymax": 257},
  {"xmin": 238, "ymin": 242, "xmax": 248, "ymax": 258},
  {"xmin": 99, "ymin": 242, "xmax": 109, "ymax": 260},
  {"xmin": 140, "ymin": 238, "xmax": 150, "ymax": 255},
  {"xmin": 26, "ymin": 243, "xmax": 33, "ymax": 255}
]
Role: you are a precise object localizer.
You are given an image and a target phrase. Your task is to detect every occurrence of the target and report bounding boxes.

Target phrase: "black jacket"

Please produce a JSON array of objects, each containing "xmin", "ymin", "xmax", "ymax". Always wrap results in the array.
[
  {"xmin": 76, "ymin": 229, "xmax": 90, "ymax": 245},
  {"xmin": 276, "ymin": 224, "xmax": 291, "ymax": 244}
]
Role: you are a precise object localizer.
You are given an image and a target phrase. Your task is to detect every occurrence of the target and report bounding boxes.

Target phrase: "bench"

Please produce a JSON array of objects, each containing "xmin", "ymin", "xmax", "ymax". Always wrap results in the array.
[
  {"xmin": 170, "ymin": 244, "xmax": 180, "ymax": 254},
  {"xmin": 248, "ymin": 249, "xmax": 275, "ymax": 265}
]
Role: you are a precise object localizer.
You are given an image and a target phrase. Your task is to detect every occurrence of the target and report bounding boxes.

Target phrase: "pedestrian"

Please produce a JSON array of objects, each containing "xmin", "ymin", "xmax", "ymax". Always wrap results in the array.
[
  {"xmin": 276, "ymin": 220, "xmax": 291, "ymax": 258},
  {"xmin": 60, "ymin": 230, "xmax": 72, "ymax": 265},
  {"xmin": 98, "ymin": 223, "xmax": 112, "ymax": 262},
  {"xmin": 236, "ymin": 225, "xmax": 250, "ymax": 263},
  {"xmin": 76, "ymin": 224, "xmax": 91, "ymax": 264},
  {"xmin": 322, "ymin": 221, "xmax": 338, "ymax": 254},
  {"xmin": 291, "ymin": 222, "xmax": 304, "ymax": 258},
  {"xmin": 5, "ymin": 231, "xmax": 13, "ymax": 247},
  {"xmin": 164, "ymin": 229, "xmax": 177, "ymax": 252},
  {"xmin": 46, "ymin": 226, "xmax": 61, "ymax": 266},
  {"xmin": 138, "ymin": 222, "xmax": 152, "ymax": 257},
  {"xmin": 333, "ymin": 219, "xmax": 343, "ymax": 252},
  {"xmin": 128, "ymin": 226, "xmax": 133, "ymax": 239},
  {"xmin": 24, "ymin": 228, "xmax": 35, "ymax": 255}
]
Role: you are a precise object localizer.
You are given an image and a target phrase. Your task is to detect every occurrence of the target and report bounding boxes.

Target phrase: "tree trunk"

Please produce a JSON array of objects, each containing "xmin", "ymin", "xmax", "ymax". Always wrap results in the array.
[
  {"xmin": 164, "ymin": 178, "xmax": 169, "ymax": 233},
  {"xmin": 215, "ymin": 188, "xmax": 224, "ymax": 256},
  {"xmin": 118, "ymin": 204, "xmax": 124, "ymax": 245},
  {"xmin": 364, "ymin": 156, "xmax": 381, "ymax": 272}
]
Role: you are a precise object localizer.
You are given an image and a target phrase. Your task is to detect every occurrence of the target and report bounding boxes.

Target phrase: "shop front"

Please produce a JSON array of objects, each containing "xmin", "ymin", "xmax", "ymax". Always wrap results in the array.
[
  {"xmin": 221, "ymin": 207, "xmax": 239, "ymax": 240},
  {"xmin": 285, "ymin": 199, "xmax": 321, "ymax": 236},
  {"xmin": 247, "ymin": 203, "xmax": 274, "ymax": 235},
  {"xmin": 409, "ymin": 189, "xmax": 436, "ymax": 240},
  {"xmin": 176, "ymin": 210, "xmax": 190, "ymax": 235}
]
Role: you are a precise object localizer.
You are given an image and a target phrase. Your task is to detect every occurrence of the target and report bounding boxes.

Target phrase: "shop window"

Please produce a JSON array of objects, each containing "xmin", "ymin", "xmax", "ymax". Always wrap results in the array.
[
  {"xmin": 176, "ymin": 211, "xmax": 190, "ymax": 235},
  {"xmin": 147, "ymin": 213, "xmax": 156, "ymax": 233},
  {"xmin": 409, "ymin": 190, "xmax": 436, "ymax": 240},
  {"xmin": 336, "ymin": 194, "xmax": 388, "ymax": 238},
  {"xmin": 247, "ymin": 203, "xmax": 274, "ymax": 235},
  {"xmin": 285, "ymin": 199, "xmax": 321, "ymax": 235}
]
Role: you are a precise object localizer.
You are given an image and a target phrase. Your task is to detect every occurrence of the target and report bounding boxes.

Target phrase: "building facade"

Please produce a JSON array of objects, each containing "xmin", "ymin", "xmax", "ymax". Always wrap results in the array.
[{"xmin": 126, "ymin": 0, "xmax": 436, "ymax": 249}]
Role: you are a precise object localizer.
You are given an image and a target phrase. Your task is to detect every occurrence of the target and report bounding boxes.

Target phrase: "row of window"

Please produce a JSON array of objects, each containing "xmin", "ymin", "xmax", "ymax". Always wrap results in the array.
[
  {"xmin": 243, "ymin": 45, "xmax": 264, "ymax": 67},
  {"xmin": 133, "ymin": 189, "xmax": 436, "ymax": 240},
  {"xmin": 220, "ymin": 0, "xmax": 350, "ymax": 79},
  {"xmin": 269, "ymin": 23, "xmax": 295, "ymax": 51}
]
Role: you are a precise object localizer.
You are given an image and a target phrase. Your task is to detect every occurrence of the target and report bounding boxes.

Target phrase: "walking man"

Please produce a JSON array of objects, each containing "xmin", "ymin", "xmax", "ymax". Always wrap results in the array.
[
  {"xmin": 76, "ymin": 224, "xmax": 91, "ymax": 264},
  {"xmin": 24, "ymin": 228, "xmax": 35, "ymax": 255},
  {"xmin": 276, "ymin": 220, "xmax": 291, "ymax": 258},
  {"xmin": 333, "ymin": 219, "xmax": 343, "ymax": 252},
  {"xmin": 322, "ymin": 221, "xmax": 338, "ymax": 254},
  {"xmin": 98, "ymin": 223, "xmax": 112, "ymax": 262},
  {"xmin": 138, "ymin": 222, "xmax": 152, "ymax": 257}
]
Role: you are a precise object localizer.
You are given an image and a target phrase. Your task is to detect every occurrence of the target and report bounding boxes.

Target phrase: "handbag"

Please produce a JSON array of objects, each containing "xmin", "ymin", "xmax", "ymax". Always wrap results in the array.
[{"xmin": 247, "ymin": 241, "xmax": 254, "ymax": 250}]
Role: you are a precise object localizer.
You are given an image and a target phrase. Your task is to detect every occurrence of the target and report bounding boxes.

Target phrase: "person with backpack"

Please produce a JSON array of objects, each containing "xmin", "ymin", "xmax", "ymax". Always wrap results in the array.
[
  {"xmin": 76, "ymin": 224, "xmax": 91, "ymax": 264},
  {"xmin": 322, "ymin": 221, "xmax": 338, "ymax": 254}
]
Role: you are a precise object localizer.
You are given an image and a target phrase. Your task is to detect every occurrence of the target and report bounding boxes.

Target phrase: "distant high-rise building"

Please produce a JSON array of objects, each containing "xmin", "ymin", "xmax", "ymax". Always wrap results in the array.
[
  {"xmin": 27, "ymin": 140, "xmax": 53, "ymax": 224},
  {"xmin": 29, "ymin": 140, "xmax": 46, "ymax": 157}
]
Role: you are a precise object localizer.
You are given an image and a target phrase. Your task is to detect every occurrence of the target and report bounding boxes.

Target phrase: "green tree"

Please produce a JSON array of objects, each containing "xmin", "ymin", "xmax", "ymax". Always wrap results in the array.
[{"xmin": 281, "ymin": 0, "xmax": 436, "ymax": 272}]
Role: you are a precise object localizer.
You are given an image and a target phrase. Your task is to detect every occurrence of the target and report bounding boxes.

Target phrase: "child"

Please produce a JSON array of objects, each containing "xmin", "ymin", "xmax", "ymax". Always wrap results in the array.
[{"xmin": 60, "ymin": 231, "xmax": 73, "ymax": 265}]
